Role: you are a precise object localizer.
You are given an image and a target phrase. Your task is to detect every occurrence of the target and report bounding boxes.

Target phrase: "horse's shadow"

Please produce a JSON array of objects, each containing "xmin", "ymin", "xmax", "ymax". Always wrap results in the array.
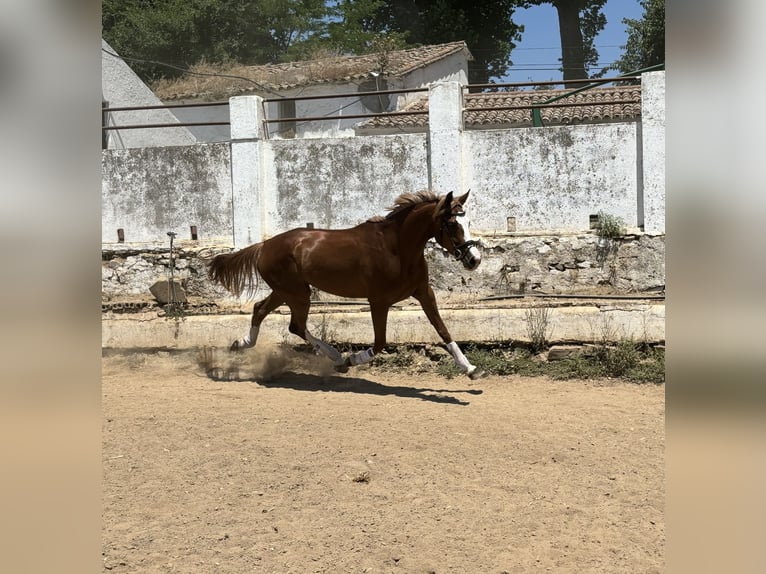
[
  {"xmin": 256, "ymin": 371, "xmax": 482, "ymax": 406},
  {"xmin": 196, "ymin": 347, "xmax": 482, "ymax": 406}
]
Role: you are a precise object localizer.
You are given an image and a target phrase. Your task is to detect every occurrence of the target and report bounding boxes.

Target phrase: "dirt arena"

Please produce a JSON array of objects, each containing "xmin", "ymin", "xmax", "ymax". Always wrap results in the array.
[{"xmin": 102, "ymin": 347, "xmax": 664, "ymax": 573}]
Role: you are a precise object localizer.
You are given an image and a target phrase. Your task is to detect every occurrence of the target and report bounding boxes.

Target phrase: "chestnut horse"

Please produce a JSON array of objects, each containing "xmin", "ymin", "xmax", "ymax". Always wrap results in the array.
[{"xmin": 207, "ymin": 190, "xmax": 483, "ymax": 378}]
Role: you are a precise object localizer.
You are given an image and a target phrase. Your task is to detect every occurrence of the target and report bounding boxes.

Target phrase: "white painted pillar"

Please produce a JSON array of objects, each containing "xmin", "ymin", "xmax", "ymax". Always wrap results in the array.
[
  {"xmin": 230, "ymin": 95, "xmax": 266, "ymax": 247},
  {"xmin": 428, "ymin": 82, "xmax": 465, "ymax": 195},
  {"xmin": 641, "ymin": 71, "xmax": 665, "ymax": 234}
]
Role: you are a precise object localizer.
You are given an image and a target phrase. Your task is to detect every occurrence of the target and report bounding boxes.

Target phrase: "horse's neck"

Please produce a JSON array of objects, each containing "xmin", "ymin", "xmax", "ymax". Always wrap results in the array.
[{"xmin": 397, "ymin": 204, "xmax": 436, "ymax": 256}]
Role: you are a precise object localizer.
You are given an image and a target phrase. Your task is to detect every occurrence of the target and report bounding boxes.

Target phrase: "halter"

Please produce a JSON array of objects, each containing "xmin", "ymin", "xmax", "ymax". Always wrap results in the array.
[{"xmin": 440, "ymin": 210, "xmax": 478, "ymax": 264}]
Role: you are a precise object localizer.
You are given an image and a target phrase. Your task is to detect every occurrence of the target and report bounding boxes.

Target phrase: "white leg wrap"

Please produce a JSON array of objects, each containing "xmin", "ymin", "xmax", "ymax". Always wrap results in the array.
[
  {"xmin": 446, "ymin": 341, "xmax": 477, "ymax": 375},
  {"xmin": 305, "ymin": 330, "xmax": 344, "ymax": 365},
  {"xmin": 237, "ymin": 326, "xmax": 259, "ymax": 349},
  {"xmin": 348, "ymin": 348, "xmax": 374, "ymax": 366}
]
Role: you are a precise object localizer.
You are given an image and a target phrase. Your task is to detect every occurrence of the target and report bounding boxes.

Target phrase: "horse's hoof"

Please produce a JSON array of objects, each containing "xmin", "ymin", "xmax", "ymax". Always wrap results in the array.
[
  {"xmin": 229, "ymin": 341, "xmax": 241, "ymax": 352},
  {"xmin": 334, "ymin": 363, "xmax": 349, "ymax": 373},
  {"xmin": 468, "ymin": 368, "xmax": 486, "ymax": 380}
]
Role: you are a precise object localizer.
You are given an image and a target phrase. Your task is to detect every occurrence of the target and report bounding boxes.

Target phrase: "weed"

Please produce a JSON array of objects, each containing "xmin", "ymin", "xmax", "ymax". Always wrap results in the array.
[
  {"xmin": 435, "ymin": 360, "xmax": 461, "ymax": 379},
  {"xmin": 524, "ymin": 306, "xmax": 553, "ymax": 353},
  {"xmin": 603, "ymin": 339, "xmax": 641, "ymax": 377},
  {"xmin": 316, "ymin": 314, "xmax": 338, "ymax": 346},
  {"xmin": 373, "ymin": 348, "xmax": 417, "ymax": 370},
  {"xmin": 367, "ymin": 340, "xmax": 663, "ymax": 384},
  {"xmin": 593, "ymin": 211, "xmax": 627, "ymax": 239}
]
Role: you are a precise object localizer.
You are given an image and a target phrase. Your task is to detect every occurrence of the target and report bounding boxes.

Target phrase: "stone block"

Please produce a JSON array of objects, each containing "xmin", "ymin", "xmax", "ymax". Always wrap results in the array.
[
  {"xmin": 149, "ymin": 280, "xmax": 187, "ymax": 304},
  {"xmin": 547, "ymin": 345, "xmax": 583, "ymax": 361}
]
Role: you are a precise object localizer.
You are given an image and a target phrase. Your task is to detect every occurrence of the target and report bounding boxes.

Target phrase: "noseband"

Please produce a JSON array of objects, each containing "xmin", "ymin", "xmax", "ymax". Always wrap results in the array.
[{"xmin": 440, "ymin": 212, "xmax": 478, "ymax": 264}]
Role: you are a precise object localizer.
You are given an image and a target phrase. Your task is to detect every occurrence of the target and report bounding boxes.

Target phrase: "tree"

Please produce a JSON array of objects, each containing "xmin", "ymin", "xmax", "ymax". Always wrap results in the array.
[
  {"xmin": 102, "ymin": 0, "xmax": 328, "ymax": 82},
  {"xmin": 103, "ymin": 0, "xmax": 525, "ymax": 86},
  {"xmin": 521, "ymin": 0, "xmax": 607, "ymax": 84},
  {"xmin": 319, "ymin": 0, "xmax": 523, "ymax": 85},
  {"xmin": 612, "ymin": 0, "xmax": 664, "ymax": 74},
  {"xmin": 291, "ymin": 0, "xmax": 410, "ymax": 61}
]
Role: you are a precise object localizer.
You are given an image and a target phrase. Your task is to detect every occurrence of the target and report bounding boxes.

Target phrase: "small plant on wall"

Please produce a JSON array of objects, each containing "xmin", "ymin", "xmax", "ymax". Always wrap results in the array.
[
  {"xmin": 593, "ymin": 211, "xmax": 627, "ymax": 239},
  {"xmin": 592, "ymin": 211, "xmax": 626, "ymax": 287}
]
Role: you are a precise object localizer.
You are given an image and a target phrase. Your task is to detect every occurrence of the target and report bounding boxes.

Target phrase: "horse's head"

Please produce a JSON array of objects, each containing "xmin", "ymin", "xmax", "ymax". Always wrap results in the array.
[{"xmin": 434, "ymin": 190, "xmax": 482, "ymax": 271}]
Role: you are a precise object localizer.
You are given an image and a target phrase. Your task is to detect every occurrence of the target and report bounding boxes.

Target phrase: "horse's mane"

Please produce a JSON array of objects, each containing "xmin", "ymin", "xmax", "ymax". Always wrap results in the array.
[{"xmin": 367, "ymin": 190, "xmax": 440, "ymax": 223}]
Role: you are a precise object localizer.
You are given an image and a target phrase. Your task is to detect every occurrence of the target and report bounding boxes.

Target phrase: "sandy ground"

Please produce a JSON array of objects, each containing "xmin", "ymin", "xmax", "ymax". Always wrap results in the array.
[{"xmin": 102, "ymin": 347, "xmax": 664, "ymax": 573}]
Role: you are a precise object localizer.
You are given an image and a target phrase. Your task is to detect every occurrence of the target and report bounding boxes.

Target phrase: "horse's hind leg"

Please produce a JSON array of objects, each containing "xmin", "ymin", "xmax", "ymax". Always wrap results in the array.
[
  {"xmin": 284, "ymin": 290, "xmax": 347, "ymax": 371},
  {"xmin": 231, "ymin": 292, "xmax": 283, "ymax": 351}
]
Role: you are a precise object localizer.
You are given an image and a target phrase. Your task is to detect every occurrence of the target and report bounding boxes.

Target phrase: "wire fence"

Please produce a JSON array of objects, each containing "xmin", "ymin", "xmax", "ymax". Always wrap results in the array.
[{"xmin": 102, "ymin": 69, "xmax": 657, "ymax": 144}]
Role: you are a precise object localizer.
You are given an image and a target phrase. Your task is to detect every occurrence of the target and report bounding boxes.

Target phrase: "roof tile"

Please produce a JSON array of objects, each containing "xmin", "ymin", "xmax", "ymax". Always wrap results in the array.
[
  {"xmin": 154, "ymin": 41, "xmax": 472, "ymax": 101},
  {"xmin": 357, "ymin": 84, "xmax": 642, "ymax": 131}
]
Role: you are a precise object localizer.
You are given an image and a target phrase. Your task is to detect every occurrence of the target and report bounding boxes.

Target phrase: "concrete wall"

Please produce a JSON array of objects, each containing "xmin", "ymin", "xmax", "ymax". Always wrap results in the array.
[
  {"xmin": 465, "ymin": 123, "xmax": 639, "ymax": 232},
  {"xmin": 102, "ymin": 73, "xmax": 665, "ymax": 249},
  {"xmin": 101, "ymin": 143, "xmax": 232, "ymax": 243},
  {"xmin": 268, "ymin": 135, "xmax": 430, "ymax": 232},
  {"xmin": 641, "ymin": 72, "xmax": 665, "ymax": 233}
]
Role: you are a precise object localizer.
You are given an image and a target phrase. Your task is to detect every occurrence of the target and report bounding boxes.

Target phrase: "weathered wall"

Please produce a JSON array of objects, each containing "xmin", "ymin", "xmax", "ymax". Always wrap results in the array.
[
  {"xmin": 268, "ymin": 134, "xmax": 430, "ymax": 231},
  {"xmin": 101, "ymin": 143, "xmax": 232, "ymax": 243},
  {"xmin": 103, "ymin": 74, "xmax": 665, "ymax": 246},
  {"xmin": 641, "ymin": 72, "xmax": 665, "ymax": 233},
  {"xmin": 465, "ymin": 123, "xmax": 639, "ymax": 233},
  {"xmin": 101, "ymin": 74, "xmax": 665, "ymax": 304}
]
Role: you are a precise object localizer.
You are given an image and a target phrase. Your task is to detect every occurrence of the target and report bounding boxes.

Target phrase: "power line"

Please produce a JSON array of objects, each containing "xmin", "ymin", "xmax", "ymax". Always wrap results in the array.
[
  {"xmin": 101, "ymin": 47, "xmax": 285, "ymax": 98},
  {"xmin": 512, "ymin": 44, "xmax": 625, "ymax": 51}
]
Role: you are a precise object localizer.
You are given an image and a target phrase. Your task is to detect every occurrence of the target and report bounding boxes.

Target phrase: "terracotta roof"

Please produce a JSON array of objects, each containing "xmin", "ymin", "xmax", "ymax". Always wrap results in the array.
[
  {"xmin": 154, "ymin": 41, "xmax": 472, "ymax": 101},
  {"xmin": 357, "ymin": 84, "xmax": 642, "ymax": 131}
]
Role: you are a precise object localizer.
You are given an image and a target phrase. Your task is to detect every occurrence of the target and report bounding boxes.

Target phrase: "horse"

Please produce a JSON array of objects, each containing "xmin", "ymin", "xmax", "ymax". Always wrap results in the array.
[{"xmin": 207, "ymin": 189, "xmax": 484, "ymax": 379}]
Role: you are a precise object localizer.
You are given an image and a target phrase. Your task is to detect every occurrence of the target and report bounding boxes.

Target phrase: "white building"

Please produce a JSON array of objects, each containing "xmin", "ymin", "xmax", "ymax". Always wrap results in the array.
[
  {"xmin": 153, "ymin": 41, "xmax": 474, "ymax": 141},
  {"xmin": 101, "ymin": 39, "xmax": 196, "ymax": 149}
]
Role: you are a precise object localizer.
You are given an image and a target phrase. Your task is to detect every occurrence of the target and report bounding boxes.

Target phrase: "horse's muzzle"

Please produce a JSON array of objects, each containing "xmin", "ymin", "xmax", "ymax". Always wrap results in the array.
[{"xmin": 455, "ymin": 241, "xmax": 481, "ymax": 270}]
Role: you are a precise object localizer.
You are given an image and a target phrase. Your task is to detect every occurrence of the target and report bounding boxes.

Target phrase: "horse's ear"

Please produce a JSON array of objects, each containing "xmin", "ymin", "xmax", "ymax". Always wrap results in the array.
[
  {"xmin": 436, "ymin": 191, "xmax": 454, "ymax": 219},
  {"xmin": 456, "ymin": 189, "xmax": 471, "ymax": 206}
]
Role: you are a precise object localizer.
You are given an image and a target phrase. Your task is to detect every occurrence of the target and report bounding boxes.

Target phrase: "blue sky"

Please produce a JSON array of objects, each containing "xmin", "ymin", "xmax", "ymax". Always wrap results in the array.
[{"xmin": 495, "ymin": 0, "xmax": 645, "ymax": 83}]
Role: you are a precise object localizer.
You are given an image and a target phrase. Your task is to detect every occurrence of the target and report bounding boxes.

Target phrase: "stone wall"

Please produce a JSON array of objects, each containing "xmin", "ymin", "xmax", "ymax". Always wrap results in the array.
[
  {"xmin": 101, "ymin": 243, "xmax": 230, "ymax": 303},
  {"xmin": 102, "ymin": 233, "xmax": 664, "ymax": 307},
  {"xmin": 426, "ymin": 233, "xmax": 664, "ymax": 297}
]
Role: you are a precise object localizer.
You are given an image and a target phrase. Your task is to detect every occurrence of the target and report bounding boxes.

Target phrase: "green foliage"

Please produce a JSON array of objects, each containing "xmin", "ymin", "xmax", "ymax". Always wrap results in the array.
[
  {"xmin": 104, "ymin": 0, "xmax": 524, "ymax": 85},
  {"xmin": 103, "ymin": 0, "xmax": 655, "ymax": 91},
  {"xmin": 103, "ymin": 0, "xmax": 328, "ymax": 81},
  {"xmin": 373, "ymin": 349, "xmax": 417, "ymax": 370},
  {"xmin": 314, "ymin": 0, "xmax": 407, "ymax": 56},
  {"xmin": 322, "ymin": 0, "xmax": 523, "ymax": 84},
  {"xmin": 612, "ymin": 0, "xmax": 665, "ymax": 74},
  {"xmin": 378, "ymin": 342, "xmax": 663, "ymax": 384}
]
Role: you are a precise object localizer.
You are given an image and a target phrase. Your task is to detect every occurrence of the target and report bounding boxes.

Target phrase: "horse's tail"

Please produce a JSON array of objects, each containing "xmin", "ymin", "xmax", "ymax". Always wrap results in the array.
[{"xmin": 207, "ymin": 243, "xmax": 263, "ymax": 298}]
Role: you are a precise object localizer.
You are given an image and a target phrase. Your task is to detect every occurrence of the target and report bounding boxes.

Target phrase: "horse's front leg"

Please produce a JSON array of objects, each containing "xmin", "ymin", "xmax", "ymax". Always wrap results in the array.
[{"xmin": 413, "ymin": 285, "xmax": 483, "ymax": 379}]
